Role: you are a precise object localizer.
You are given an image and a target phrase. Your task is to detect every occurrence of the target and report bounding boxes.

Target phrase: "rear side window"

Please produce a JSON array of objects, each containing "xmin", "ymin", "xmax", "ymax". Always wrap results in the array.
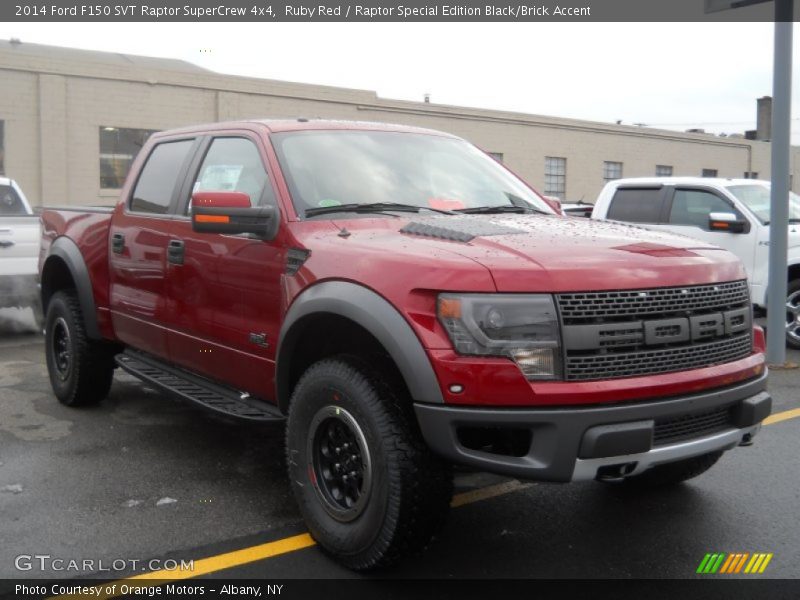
[
  {"xmin": 668, "ymin": 189, "xmax": 738, "ymax": 230},
  {"xmin": 0, "ymin": 185, "xmax": 26, "ymax": 215},
  {"xmin": 130, "ymin": 140, "xmax": 193, "ymax": 214},
  {"xmin": 606, "ymin": 188, "xmax": 663, "ymax": 223}
]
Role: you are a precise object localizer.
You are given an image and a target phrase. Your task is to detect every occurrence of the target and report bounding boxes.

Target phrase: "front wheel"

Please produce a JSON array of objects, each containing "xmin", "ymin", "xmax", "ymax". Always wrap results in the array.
[
  {"xmin": 286, "ymin": 357, "xmax": 453, "ymax": 570},
  {"xmin": 786, "ymin": 279, "xmax": 800, "ymax": 349}
]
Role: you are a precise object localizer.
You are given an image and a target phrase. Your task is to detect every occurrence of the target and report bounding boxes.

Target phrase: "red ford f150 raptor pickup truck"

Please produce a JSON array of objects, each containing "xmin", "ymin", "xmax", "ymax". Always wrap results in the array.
[{"xmin": 39, "ymin": 120, "xmax": 771, "ymax": 570}]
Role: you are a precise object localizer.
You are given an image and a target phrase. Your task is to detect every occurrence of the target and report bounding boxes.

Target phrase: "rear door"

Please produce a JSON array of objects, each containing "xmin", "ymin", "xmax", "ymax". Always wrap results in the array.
[
  {"xmin": 108, "ymin": 137, "xmax": 199, "ymax": 359},
  {"xmin": 165, "ymin": 132, "xmax": 285, "ymax": 401}
]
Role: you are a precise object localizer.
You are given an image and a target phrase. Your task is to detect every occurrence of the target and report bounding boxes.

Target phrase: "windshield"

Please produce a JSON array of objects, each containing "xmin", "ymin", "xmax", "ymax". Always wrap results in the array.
[
  {"xmin": 271, "ymin": 131, "xmax": 554, "ymax": 217},
  {"xmin": 726, "ymin": 184, "xmax": 800, "ymax": 224}
]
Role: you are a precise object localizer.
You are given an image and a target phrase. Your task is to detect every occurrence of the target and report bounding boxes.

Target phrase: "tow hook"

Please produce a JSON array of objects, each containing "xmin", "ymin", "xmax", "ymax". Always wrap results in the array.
[
  {"xmin": 595, "ymin": 462, "xmax": 637, "ymax": 482},
  {"xmin": 739, "ymin": 433, "xmax": 755, "ymax": 446}
]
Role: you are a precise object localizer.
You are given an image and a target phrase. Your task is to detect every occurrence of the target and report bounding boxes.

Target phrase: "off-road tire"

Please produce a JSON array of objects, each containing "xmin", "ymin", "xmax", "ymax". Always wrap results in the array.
[
  {"xmin": 786, "ymin": 278, "xmax": 800, "ymax": 350},
  {"xmin": 286, "ymin": 356, "xmax": 453, "ymax": 570},
  {"xmin": 45, "ymin": 290, "xmax": 115, "ymax": 406},
  {"xmin": 620, "ymin": 451, "xmax": 723, "ymax": 488}
]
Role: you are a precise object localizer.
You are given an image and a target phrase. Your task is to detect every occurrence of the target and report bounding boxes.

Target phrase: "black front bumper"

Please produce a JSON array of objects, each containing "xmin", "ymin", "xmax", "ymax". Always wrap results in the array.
[{"xmin": 414, "ymin": 373, "xmax": 771, "ymax": 482}]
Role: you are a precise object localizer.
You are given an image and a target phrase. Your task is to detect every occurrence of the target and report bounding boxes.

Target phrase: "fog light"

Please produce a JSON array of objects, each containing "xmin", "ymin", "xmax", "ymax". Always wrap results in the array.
[{"xmin": 511, "ymin": 348, "xmax": 557, "ymax": 379}]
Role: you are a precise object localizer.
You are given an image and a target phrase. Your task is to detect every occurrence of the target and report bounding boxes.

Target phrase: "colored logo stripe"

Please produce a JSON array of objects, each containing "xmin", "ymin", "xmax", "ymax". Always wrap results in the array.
[{"xmin": 698, "ymin": 552, "xmax": 773, "ymax": 574}]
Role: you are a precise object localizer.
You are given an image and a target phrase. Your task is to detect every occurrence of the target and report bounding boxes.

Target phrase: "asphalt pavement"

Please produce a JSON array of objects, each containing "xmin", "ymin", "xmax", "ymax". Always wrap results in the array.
[{"xmin": 1, "ymin": 306, "xmax": 798, "ymax": 582}]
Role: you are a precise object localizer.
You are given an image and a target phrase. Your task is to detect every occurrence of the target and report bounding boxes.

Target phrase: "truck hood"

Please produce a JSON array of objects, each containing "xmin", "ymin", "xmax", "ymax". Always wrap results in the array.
[{"xmin": 330, "ymin": 214, "xmax": 746, "ymax": 292}]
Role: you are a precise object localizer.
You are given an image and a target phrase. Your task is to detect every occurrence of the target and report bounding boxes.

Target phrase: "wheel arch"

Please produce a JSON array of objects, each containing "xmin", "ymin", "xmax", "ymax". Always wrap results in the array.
[
  {"xmin": 40, "ymin": 237, "xmax": 101, "ymax": 339},
  {"xmin": 276, "ymin": 281, "xmax": 443, "ymax": 413},
  {"xmin": 788, "ymin": 262, "xmax": 800, "ymax": 284}
]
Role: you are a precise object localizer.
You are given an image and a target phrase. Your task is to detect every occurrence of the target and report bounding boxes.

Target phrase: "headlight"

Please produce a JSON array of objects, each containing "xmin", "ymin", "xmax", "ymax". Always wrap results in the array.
[{"xmin": 437, "ymin": 293, "xmax": 562, "ymax": 380}]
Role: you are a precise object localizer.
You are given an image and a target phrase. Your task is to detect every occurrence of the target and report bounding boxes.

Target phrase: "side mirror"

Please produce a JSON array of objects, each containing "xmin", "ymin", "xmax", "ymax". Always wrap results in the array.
[
  {"xmin": 191, "ymin": 191, "xmax": 275, "ymax": 238},
  {"xmin": 709, "ymin": 212, "xmax": 749, "ymax": 234}
]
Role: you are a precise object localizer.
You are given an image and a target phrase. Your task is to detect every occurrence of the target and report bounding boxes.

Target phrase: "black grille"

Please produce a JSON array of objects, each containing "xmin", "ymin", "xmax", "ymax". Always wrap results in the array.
[
  {"xmin": 557, "ymin": 280, "xmax": 752, "ymax": 381},
  {"xmin": 565, "ymin": 334, "xmax": 751, "ymax": 381},
  {"xmin": 558, "ymin": 280, "xmax": 750, "ymax": 323},
  {"xmin": 653, "ymin": 406, "xmax": 733, "ymax": 446}
]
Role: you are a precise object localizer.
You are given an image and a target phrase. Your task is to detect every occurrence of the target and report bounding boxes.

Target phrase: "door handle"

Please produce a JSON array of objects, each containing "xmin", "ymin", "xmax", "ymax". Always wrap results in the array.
[
  {"xmin": 168, "ymin": 239, "xmax": 185, "ymax": 265},
  {"xmin": 0, "ymin": 240, "xmax": 13, "ymax": 248},
  {"xmin": 111, "ymin": 233, "xmax": 125, "ymax": 254}
]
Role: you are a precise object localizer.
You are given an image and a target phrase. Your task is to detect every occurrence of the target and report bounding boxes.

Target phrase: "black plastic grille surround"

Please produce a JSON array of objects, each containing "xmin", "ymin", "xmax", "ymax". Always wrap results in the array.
[
  {"xmin": 556, "ymin": 280, "xmax": 752, "ymax": 381},
  {"xmin": 653, "ymin": 406, "xmax": 733, "ymax": 446}
]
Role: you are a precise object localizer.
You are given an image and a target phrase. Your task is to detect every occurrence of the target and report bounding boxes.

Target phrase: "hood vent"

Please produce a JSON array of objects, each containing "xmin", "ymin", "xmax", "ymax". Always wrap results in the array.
[{"xmin": 400, "ymin": 218, "xmax": 525, "ymax": 243}]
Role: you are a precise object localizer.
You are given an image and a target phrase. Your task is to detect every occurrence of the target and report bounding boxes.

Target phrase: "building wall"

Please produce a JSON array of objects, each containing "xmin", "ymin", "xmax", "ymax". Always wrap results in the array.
[{"xmin": 0, "ymin": 42, "xmax": 794, "ymax": 207}]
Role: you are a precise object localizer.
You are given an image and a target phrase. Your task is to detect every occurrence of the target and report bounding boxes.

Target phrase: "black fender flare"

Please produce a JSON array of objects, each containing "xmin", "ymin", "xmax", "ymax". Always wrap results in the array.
[
  {"xmin": 41, "ymin": 236, "xmax": 101, "ymax": 339},
  {"xmin": 276, "ymin": 281, "xmax": 444, "ymax": 411}
]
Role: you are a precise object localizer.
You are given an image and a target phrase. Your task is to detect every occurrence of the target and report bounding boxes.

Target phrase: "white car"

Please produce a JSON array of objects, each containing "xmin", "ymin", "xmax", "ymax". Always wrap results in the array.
[
  {"xmin": 592, "ymin": 177, "xmax": 800, "ymax": 348},
  {"xmin": 0, "ymin": 177, "xmax": 43, "ymax": 328}
]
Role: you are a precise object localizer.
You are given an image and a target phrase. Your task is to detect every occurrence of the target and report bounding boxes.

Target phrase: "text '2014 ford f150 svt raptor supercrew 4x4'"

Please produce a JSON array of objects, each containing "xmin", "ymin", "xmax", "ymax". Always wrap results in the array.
[{"xmin": 39, "ymin": 120, "xmax": 771, "ymax": 569}]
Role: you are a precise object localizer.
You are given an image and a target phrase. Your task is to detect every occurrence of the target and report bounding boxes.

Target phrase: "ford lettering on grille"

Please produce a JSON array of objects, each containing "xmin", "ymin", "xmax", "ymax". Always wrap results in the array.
[{"xmin": 557, "ymin": 281, "xmax": 752, "ymax": 381}]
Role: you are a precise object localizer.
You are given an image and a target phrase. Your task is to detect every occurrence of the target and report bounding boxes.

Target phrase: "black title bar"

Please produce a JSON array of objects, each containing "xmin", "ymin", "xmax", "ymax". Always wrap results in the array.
[{"xmin": 2, "ymin": 0, "xmax": 796, "ymax": 22}]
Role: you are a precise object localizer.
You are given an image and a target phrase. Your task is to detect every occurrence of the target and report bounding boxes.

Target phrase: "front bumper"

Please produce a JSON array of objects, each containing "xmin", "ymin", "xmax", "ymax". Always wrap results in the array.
[{"xmin": 414, "ymin": 372, "xmax": 771, "ymax": 482}]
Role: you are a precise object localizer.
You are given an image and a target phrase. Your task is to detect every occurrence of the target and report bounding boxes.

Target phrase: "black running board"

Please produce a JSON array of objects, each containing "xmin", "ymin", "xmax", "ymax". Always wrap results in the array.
[{"xmin": 116, "ymin": 350, "xmax": 284, "ymax": 422}]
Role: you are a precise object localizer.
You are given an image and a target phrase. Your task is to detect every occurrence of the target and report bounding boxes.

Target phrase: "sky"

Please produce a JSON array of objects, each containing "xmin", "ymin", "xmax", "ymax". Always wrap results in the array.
[{"xmin": 2, "ymin": 22, "xmax": 799, "ymax": 142}]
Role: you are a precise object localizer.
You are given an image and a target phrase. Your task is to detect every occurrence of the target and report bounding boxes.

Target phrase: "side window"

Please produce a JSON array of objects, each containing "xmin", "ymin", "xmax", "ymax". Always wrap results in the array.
[
  {"xmin": 0, "ymin": 185, "xmax": 26, "ymax": 215},
  {"xmin": 130, "ymin": 140, "xmax": 194, "ymax": 214},
  {"xmin": 669, "ymin": 189, "xmax": 738, "ymax": 230},
  {"xmin": 190, "ymin": 137, "xmax": 272, "ymax": 212},
  {"xmin": 606, "ymin": 188, "xmax": 663, "ymax": 223}
]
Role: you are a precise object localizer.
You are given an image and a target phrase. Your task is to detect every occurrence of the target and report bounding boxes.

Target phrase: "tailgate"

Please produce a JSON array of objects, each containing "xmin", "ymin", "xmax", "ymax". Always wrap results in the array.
[{"xmin": 0, "ymin": 216, "xmax": 41, "ymax": 276}]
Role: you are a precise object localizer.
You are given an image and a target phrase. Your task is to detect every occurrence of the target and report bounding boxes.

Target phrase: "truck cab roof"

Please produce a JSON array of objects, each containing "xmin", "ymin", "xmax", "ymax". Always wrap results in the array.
[
  {"xmin": 154, "ymin": 118, "xmax": 458, "ymax": 139},
  {"xmin": 604, "ymin": 176, "xmax": 763, "ymax": 188}
]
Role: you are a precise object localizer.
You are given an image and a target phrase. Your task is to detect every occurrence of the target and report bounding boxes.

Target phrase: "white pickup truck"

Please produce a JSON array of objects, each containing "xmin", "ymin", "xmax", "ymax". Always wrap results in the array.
[
  {"xmin": 0, "ymin": 177, "xmax": 42, "ymax": 328},
  {"xmin": 592, "ymin": 177, "xmax": 800, "ymax": 348}
]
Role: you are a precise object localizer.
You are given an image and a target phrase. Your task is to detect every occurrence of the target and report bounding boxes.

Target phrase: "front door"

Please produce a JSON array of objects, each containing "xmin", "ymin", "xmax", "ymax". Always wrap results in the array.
[
  {"xmin": 649, "ymin": 186, "xmax": 757, "ymax": 279},
  {"xmin": 165, "ymin": 134, "xmax": 285, "ymax": 401}
]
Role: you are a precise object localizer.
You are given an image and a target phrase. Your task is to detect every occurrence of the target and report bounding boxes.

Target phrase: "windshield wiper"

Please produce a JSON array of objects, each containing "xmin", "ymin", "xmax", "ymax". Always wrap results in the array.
[
  {"xmin": 305, "ymin": 202, "xmax": 456, "ymax": 218},
  {"xmin": 454, "ymin": 205, "xmax": 548, "ymax": 215}
]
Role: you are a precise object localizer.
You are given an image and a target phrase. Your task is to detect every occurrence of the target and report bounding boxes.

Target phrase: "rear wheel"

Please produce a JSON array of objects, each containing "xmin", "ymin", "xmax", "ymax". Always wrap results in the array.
[
  {"xmin": 286, "ymin": 356, "xmax": 453, "ymax": 570},
  {"xmin": 45, "ymin": 290, "xmax": 115, "ymax": 406},
  {"xmin": 618, "ymin": 451, "xmax": 723, "ymax": 488},
  {"xmin": 786, "ymin": 279, "xmax": 800, "ymax": 349}
]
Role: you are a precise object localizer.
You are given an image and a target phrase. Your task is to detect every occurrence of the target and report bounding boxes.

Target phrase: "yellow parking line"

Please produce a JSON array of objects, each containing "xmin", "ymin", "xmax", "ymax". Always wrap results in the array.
[
  {"xmin": 51, "ymin": 404, "xmax": 800, "ymax": 596},
  {"xmin": 50, "ymin": 479, "xmax": 533, "ymax": 599},
  {"xmin": 51, "ymin": 534, "xmax": 316, "ymax": 600},
  {"xmin": 450, "ymin": 480, "xmax": 533, "ymax": 508},
  {"xmin": 764, "ymin": 407, "xmax": 800, "ymax": 426}
]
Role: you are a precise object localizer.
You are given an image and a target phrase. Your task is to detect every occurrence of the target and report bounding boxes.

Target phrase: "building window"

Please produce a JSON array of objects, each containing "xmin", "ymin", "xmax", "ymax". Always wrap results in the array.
[
  {"xmin": 702, "ymin": 168, "xmax": 718, "ymax": 178},
  {"xmin": 544, "ymin": 156, "xmax": 566, "ymax": 199},
  {"xmin": 487, "ymin": 152, "xmax": 504, "ymax": 163},
  {"xmin": 603, "ymin": 161, "xmax": 623, "ymax": 182},
  {"xmin": 744, "ymin": 171, "xmax": 759, "ymax": 179},
  {"xmin": 656, "ymin": 165, "xmax": 673, "ymax": 177},
  {"xmin": 100, "ymin": 126, "xmax": 159, "ymax": 189},
  {"xmin": 0, "ymin": 120, "xmax": 5, "ymax": 175}
]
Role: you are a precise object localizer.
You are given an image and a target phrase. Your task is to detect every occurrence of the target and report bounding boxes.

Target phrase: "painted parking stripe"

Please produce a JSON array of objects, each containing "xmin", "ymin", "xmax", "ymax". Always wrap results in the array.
[
  {"xmin": 49, "ymin": 480, "xmax": 533, "ymax": 599},
  {"xmin": 763, "ymin": 406, "xmax": 800, "ymax": 426},
  {"xmin": 51, "ymin": 404, "xmax": 800, "ymax": 598}
]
